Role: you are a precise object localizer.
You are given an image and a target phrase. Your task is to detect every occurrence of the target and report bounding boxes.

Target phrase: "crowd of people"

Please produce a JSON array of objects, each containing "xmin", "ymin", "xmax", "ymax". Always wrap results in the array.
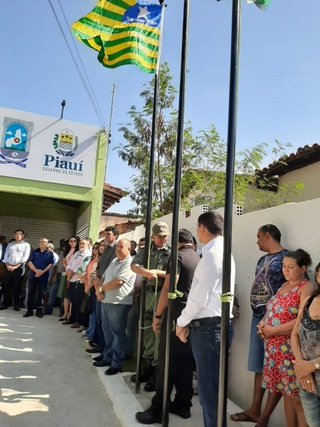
[{"xmin": 0, "ymin": 215, "xmax": 319, "ymax": 427}]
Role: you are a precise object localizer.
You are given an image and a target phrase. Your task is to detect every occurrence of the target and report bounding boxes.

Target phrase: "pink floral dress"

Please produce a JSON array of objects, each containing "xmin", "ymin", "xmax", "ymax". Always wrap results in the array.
[{"xmin": 262, "ymin": 280, "xmax": 308, "ymax": 396}]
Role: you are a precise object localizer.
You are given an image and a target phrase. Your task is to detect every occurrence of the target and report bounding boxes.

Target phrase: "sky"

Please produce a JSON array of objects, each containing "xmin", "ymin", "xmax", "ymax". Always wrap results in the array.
[{"xmin": 1, "ymin": 0, "xmax": 320, "ymax": 214}]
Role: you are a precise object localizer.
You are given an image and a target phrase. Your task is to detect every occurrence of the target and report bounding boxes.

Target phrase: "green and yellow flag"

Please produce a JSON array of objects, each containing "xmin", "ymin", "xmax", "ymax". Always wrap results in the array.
[
  {"xmin": 247, "ymin": 0, "xmax": 271, "ymax": 10},
  {"xmin": 71, "ymin": 0, "xmax": 163, "ymax": 74}
]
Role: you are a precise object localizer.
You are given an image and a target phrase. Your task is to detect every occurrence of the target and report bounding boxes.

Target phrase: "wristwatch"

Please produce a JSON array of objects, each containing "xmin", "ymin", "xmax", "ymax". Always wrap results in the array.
[
  {"xmin": 154, "ymin": 313, "xmax": 162, "ymax": 319},
  {"xmin": 99, "ymin": 286, "xmax": 103, "ymax": 293},
  {"xmin": 312, "ymin": 359, "xmax": 320, "ymax": 370}
]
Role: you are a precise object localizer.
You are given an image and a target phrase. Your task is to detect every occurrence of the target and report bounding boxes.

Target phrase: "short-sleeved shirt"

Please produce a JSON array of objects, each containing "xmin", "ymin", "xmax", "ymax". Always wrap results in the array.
[
  {"xmin": 102, "ymin": 255, "xmax": 136, "ymax": 305},
  {"xmin": 166, "ymin": 245, "xmax": 200, "ymax": 320},
  {"xmin": 132, "ymin": 242, "xmax": 170, "ymax": 287},
  {"xmin": 28, "ymin": 248, "xmax": 54, "ymax": 282},
  {"xmin": 250, "ymin": 249, "xmax": 288, "ymax": 316},
  {"xmin": 97, "ymin": 244, "xmax": 117, "ymax": 278}
]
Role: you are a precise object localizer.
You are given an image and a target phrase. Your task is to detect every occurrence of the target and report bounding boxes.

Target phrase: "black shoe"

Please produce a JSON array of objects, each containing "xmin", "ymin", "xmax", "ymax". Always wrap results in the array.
[
  {"xmin": 86, "ymin": 347, "xmax": 102, "ymax": 354},
  {"xmin": 0, "ymin": 304, "xmax": 7, "ymax": 310},
  {"xmin": 23, "ymin": 311, "xmax": 33, "ymax": 318},
  {"xmin": 131, "ymin": 360, "xmax": 154, "ymax": 383},
  {"xmin": 135, "ymin": 407, "xmax": 162, "ymax": 424},
  {"xmin": 169, "ymin": 405, "xmax": 191, "ymax": 419},
  {"xmin": 13, "ymin": 305, "xmax": 21, "ymax": 312},
  {"xmin": 93, "ymin": 359, "xmax": 111, "ymax": 367},
  {"xmin": 62, "ymin": 319, "xmax": 73, "ymax": 325},
  {"xmin": 131, "ymin": 370, "xmax": 154, "ymax": 384},
  {"xmin": 144, "ymin": 381, "xmax": 155, "ymax": 392},
  {"xmin": 104, "ymin": 366, "xmax": 121, "ymax": 376},
  {"xmin": 36, "ymin": 312, "xmax": 43, "ymax": 318},
  {"xmin": 93, "ymin": 354, "xmax": 104, "ymax": 362}
]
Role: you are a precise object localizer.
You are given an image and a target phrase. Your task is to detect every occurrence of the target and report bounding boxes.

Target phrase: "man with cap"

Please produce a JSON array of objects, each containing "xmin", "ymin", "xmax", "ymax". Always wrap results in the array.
[
  {"xmin": 131, "ymin": 222, "xmax": 170, "ymax": 391},
  {"xmin": 136, "ymin": 229, "xmax": 200, "ymax": 424}
]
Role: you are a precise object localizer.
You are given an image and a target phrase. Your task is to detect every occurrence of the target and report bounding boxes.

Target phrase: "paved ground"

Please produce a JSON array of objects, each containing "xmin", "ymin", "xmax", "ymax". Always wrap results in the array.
[
  {"xmin": 0, "ymin": 308, "xmax": 121, "ymax": 427},
  {"xmin": 0, "ymin": 307, "xmax": 250, "ymax": 427}
]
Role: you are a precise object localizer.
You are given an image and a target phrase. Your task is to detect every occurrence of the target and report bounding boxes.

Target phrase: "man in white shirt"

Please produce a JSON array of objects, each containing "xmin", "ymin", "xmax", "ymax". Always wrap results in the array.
[
  {"xmin": 0, "ymin": 229, "xmax": 30, "ymax": 311},
  {"xmin": 176, "ymin": 211, "xmax": 235, "ymax": 427}
]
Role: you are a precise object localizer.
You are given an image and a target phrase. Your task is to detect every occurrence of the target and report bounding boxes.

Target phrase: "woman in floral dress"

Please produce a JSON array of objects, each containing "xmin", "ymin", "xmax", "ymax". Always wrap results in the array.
[{"xmin": 257, "ymin": 249, "xmax": 315, "ymax": 427}]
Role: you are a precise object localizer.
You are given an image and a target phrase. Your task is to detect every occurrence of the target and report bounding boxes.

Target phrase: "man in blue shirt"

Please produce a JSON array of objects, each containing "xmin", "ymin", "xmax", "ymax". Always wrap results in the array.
[{"xmin": 24, "ymin": 237, "xmax": 54, "ymax": 318}]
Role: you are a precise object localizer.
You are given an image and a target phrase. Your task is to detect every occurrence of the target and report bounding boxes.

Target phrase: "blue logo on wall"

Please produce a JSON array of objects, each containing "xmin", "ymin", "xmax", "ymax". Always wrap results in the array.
[{"xmin": 0, "ymin": 117, "xmax": 34, "ymax": 168}]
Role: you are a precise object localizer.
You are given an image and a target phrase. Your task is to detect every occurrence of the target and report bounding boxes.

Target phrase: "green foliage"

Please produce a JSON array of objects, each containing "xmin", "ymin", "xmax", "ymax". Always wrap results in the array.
[{"xmin": 116, "ymin": 64, "xmax": 304, "ymax": 217}]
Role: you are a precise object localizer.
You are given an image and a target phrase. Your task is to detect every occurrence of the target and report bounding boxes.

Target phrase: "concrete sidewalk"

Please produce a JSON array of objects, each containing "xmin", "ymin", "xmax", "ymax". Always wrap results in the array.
[
  {"xmin": 0, "ymin": 309, "xmax": 121, "ymax": 427},
  {"xmin": 92, "ymin": 347, "xmax": 253, "ymax": 427},
  {"xmin": 0, "ymin": 307, "xmax": 252, "ymax": 427},
  {"xmin": 96, "ymin": 366, "xmax": 255, "ymax": 427}
]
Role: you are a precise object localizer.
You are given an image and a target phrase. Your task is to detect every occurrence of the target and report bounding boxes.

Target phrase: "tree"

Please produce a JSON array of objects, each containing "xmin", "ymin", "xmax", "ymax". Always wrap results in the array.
[
  {"xmin": 116, "ymin": 62, "xmax": 198, "ymax": 217},
  {"xmin": 116, "ymin": 64, "xmax": 303, "ymax": 217}
]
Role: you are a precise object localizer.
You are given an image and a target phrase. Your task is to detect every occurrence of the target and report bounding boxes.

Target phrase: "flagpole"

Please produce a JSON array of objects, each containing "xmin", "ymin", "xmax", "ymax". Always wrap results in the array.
[
  {"xmin": 135, "ymin": 1, "xmax": 166, "ymax": 394},
  {"xmin": 218, "ymin": 0, "xmax": 241, "ymax": 426},
  {"xmin": 162, "ymin": 0, "xmax": 190, "ymax": 425}
]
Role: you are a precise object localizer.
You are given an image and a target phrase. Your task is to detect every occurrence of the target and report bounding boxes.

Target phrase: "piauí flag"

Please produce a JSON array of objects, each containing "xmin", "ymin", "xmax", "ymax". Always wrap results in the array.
[
  {"xmin": 247, "ymin": 0, "xmax": 271, "ymax": 11},
  {"xmin": 71, "ymin": 0, "xmax": 163, "ymax": 74}
]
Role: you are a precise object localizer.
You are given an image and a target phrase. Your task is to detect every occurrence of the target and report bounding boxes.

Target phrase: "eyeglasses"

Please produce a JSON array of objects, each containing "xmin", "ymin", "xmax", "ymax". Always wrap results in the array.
[{"xmin": 69, "ymin": 239, "xmax": 77, "ymax": 243}]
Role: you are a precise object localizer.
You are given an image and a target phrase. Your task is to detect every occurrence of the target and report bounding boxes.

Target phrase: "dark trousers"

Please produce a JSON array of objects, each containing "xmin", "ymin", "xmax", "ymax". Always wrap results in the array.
[
  {"xmin": 152, "ymin": 312, "xmax": 195, "ymax": 412},
  {"xmin": 3, "ymin": 267, "xmax": 24, "ymax": 307},
  {"xmin": 27, "ymin": 277, "xmax": 47, "ymax": 312},
  {"xmin": 93, "ymin": 299, "xmax": 106, "ymax": 349},
  {"xmin": 69, "ymin": 281, "xmax": 85, "ymax": 324},
  {"xmin": 46, "ymin": 273, "xmax": 61, "ymax": 314}
]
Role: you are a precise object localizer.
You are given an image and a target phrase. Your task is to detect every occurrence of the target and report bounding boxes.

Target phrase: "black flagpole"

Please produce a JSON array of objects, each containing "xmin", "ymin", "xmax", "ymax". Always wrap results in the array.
[
  {"xmin": 218, "ymin": 0, "xmax": 241, "ymax": 426},
  {"xmin": 135, "ymin": 0, "xmax": 165, "ymax": 394},
  {"xmin": 135, "ymin": 71, "xmax": 159, "ymax": 393},
  {"xmin": 162, "ymin": 0, "xmax": 190, "ymax": 426}
]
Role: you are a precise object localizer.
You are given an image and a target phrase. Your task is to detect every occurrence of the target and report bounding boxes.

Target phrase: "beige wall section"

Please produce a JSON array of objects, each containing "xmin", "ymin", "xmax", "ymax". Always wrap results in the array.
[{"xmin": 278, "ymin": 162, "xmax": 320, "ymax": 202}]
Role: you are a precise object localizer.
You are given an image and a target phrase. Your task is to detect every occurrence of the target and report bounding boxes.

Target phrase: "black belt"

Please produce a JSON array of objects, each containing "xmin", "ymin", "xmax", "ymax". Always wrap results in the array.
[{"xmin": 190, "ymin": 317, "xmax": 220, "ymax": 328}]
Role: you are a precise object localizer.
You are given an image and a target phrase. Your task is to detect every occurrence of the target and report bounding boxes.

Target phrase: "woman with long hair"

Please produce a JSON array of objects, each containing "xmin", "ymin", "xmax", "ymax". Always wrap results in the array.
[
  {"xmin": 78, "ymin": 241, "xmax": 100, "ymax": 334},
  {"xmin": 291, "ymin": 262, "xmax": 320, "ymax": 427},
  {"xmin": 257, "ymin": 249, "xmax": 315, "ymax": 427},
  {"xmin": 59, "ymin": 236, "xmax": 79, "ymax": 322}
]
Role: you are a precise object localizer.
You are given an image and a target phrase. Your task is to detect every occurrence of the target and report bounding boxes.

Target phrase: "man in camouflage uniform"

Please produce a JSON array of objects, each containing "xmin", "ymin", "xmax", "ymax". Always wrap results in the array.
[{"xmin": 131, "ymin": 222, "xmax": 170, "ymax": 391}]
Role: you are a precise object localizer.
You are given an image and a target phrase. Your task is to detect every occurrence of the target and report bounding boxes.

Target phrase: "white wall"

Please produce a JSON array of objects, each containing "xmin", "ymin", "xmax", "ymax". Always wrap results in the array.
[
  {"xmin": 124, "ymin": 199, "xmax": 320, "ymax": 427},
  {"xmin": 229, "ymin": 199, "xmax": 320, "ymax": 426}
]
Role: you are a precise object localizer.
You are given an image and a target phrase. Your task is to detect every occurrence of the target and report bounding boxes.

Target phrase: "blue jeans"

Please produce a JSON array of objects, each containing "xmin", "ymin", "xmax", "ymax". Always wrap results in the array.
[
  {"xmin": 300, "ymin": 388, "xmax": 320, "ymax": 427},
  {"xmin": 94, "ymin": 300, "xmax": 105, "ymax": 349},
  {"xmin": 101, "ymin": 303, "xmax": 131, "ymax": 369},
  {"xmin": 247, "ymin": 314, "xmax": 265, "ymax": 373},
  {"xmin": 190, "ymin": 318, "xmax": 233, "ymax": 427}
]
